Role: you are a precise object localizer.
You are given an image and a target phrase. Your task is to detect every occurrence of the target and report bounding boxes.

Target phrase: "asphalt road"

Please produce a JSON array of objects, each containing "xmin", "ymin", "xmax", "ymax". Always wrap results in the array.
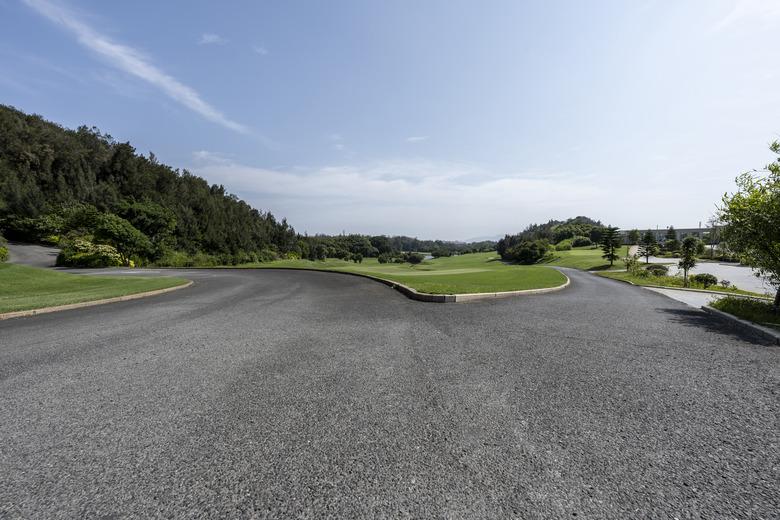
[
  {"xmin": 5, "ymin": 242, "xmax": 60, "ymax": 268},
  {"xmin": 1, "ymin": 267, "xmax": 778, "ymax": 518}
]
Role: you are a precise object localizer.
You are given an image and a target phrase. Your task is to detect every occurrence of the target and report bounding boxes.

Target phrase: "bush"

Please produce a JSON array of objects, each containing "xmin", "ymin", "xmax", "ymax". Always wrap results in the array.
[
  {"xmin": 0, "ymin": 246, "xmax": 8, "ymax": 263},
  {"xmin": 691, "ymin": 273, "xmax": 718, "ymax": 288},
  {"xmin": 645, "ymin": 264, "xmax": 669, "ymax": 276},
  {"xmin": 377, "ymin": 253, "xmax": 394, "ymax": 264},
  {"xmin": 572, "ymin": 236, "xmax": 592, "ymax": 247},
  {"xmin": 508, "ymin": 240, "xmax": 549, "ymax": 264},
  {"xmin": 402, "ymin": 252, "xmax": 425, "ymax": 264},
  {"xmin": 56, "ymin": 238, "xmax": 124, "ymax": 268},
  {"xmin": 623, "ymin": 255, "xmax": 641, "ymax": 275},
  {"xmin": 720, "ymin": 279, "xmax": 731, "ymax": 288},
  {"xmin": 555, "ymin": 238, "xmax": 573, "ymax": 251},
  {"xmin": 431, "ymin": 249, "xmax": 452, "ymax": 258}
]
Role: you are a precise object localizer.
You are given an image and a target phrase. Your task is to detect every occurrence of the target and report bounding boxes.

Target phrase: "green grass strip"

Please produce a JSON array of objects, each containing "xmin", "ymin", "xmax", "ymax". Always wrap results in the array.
[{"xmin": 0, "ymin": 263, "xmax": 188, "ymax": 314}]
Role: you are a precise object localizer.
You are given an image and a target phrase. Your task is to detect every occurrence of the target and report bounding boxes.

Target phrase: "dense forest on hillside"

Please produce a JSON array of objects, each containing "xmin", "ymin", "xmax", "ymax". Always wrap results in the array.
[
  {"xmin": 0, "ymin": 105, "xmax": 493, "ymax": 267},
  {"xmin": 497, "ymin": 216, "xmax": 606, "ymax": 264},
  {"xmin": 0, "ymin": 104, "xmax": 298, "ymax": 266}
]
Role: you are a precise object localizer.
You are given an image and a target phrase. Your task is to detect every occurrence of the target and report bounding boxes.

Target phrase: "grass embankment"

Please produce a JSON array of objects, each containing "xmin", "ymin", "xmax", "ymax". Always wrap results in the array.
[
  {"xmin": 596, "ymin": 271, "xmax": 767, "ymax": 298},
  {"xmin": 711, "ymin": 297, "xmax": 780, "ymax": 331},
  {"xmin": 0, "ymin": 263, "xmax": 188, "ymax": 314},
  {"xmin": 239, "ymin": 252, "xmax": 567, "ymax": 294},
  {"xmin": 541, "ymin": 245, "xmax": 639, "ymax": 271}
]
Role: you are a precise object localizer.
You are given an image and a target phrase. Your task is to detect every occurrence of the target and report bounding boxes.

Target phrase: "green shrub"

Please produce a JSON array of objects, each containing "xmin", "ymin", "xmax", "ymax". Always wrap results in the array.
[
  {"xmin": 571, "ymin": 236, "xmax": 592, "ymax": 247},
  {"xmin": 0, "ymin": 246, "xmax": 8, "ymax": 263},
  {"xmin": 508, "ymin": 240, "xmax": 549, "ymax": 264},
  {"xmin": 711, "ymin": 297, "xmax": 780, "ymax": 328},
  {"xmin": 691, "ymin": 273, "xmax": 718, "ymax": 288},
  {"xmin": 623, "ymin": 255, "xmax": 641, "ymax": 275},
  {"xmin": 56, "ymin": 238, "xmax": 123, "ymax": 268},
  {"xmin": 645, "ymin": 264, "xmax": 669, "ymax": 276},
  {"xmin": 155, "ymin": 250, "xmax": 193, "ymax": 267},
  {"xmin": 403, "ymin": 252, "xmax": 425, "ymax": 264},
  {"xmin": 377, "ymin": 253, "xmax": 393, "ymax": 264},
  {"xmin": 555, "ymin": 239, "xmax": 573, "ymax": 251}
]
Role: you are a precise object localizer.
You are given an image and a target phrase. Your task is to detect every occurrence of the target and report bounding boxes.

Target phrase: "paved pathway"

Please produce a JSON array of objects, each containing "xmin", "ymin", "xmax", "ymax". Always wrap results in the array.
[{"xmin": 1, "ymin": 265, "xmax": 777, "ymax": 517}]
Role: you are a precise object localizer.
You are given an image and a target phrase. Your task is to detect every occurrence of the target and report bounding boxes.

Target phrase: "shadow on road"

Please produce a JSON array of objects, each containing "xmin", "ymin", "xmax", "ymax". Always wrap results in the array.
[{"xmin": 656, "ymin": 307, "xmax": 773, "ymax": 346}]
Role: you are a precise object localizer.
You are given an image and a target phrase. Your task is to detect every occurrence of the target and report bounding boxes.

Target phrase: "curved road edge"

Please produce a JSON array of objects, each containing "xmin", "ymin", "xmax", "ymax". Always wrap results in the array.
[
  {"xmin": 0, "ymin": 280, "xmax": 193, "ymax": 321},
  {"xmin": 221, "ymin": 266, "xmax": 571, "ymax": 303}
]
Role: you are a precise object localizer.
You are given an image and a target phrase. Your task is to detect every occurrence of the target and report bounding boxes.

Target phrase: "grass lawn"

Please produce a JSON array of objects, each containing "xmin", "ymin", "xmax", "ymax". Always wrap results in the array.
[
  {"xmin": 540, "ymin": 245, "xmax": 637, "ymax": 271},
  {"xmin": 238, "ymin": 252, "xmax": 567, "ymax": 294},
  {"xmin": 0, "ymin": 263, "xmax": 189, "ymax": 314},
  {"xmin": 596, "ymin": 270, "xmax": 768, "ymax": 298},
  {"xmin": 711, "ymin": 297, "xmax": 780, "ymax": 331}
]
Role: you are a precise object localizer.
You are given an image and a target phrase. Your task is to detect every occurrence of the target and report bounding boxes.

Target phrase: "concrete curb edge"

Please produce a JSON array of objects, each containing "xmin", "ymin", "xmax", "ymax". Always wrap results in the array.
[
  {"xmin": 254, "ymin": 267, "xmax": 570, "ymax": 303},
  {"xmin": 700, "ymin": 305, "xmax": 780, "ymax": 346},
  {"xmin": 594, "ymin": 273, "xmax": 772, "ymax": 301},
  {"xmin": 0, "ymin": 280, "xmax": 193, "ymax": 321}
]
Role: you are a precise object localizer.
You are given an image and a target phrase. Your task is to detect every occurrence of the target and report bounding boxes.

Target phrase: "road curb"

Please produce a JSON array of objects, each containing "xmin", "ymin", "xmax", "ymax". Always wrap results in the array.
[
  {"xmin": 700, "ymin": 305, "xmax": 780, "ymax": 346},
  {"xmin": 594, "ymin": 273, "xmax": 771, "ymax": 301},
  {"xmin": 0, "ymin": 280, "xmax": 193, "ymax": 321},
  {"xmin": 252, "ymin": 267, "xmax": 570, "ymax": 303}
]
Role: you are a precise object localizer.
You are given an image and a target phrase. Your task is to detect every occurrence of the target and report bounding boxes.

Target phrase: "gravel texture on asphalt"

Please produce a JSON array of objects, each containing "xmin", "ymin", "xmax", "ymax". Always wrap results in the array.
[{"xmin": 0, "ymin": 268, "xmax": 778, "ymax": 518}]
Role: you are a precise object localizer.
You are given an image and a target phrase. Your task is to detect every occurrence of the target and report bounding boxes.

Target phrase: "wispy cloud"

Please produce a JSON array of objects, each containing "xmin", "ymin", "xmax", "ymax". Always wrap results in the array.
[
  {"xmin": 190, "ymin": 154, "xmax": 601, "ymax": 238},
  {"xmin": 23, "ymin": 0, "xmax": 250, "ymax": 134},
  {"xmin": 405, "ymin": 136, "xmax": 429, "ymax": 143},
  {"xmin": 199, "ymin": 33, "xmax": 227, "ymax": 45},
  {"xmin": 711, "ymin": 0, "xmax": 780, "ymax": 31},
  {"xmin": 252, "ymin": 45, "xmax": 269, "ymax": 56}
]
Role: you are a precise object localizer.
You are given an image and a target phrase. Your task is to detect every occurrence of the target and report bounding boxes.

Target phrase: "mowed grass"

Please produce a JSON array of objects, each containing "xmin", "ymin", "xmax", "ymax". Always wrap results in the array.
[
  {"xmin": 541, "ymin": 245, "xmax": 634, "ymax": 271},
  {"xmin": 597, "ymin": 270, "xmax": 768, "ymax": 298},
  {"xmin": 0, "ymin": 263, "xmax": 188, "ymax": 314},
  {"xmin": 242, "ymin": 252, "xmax": 567, "ymax": 294}
]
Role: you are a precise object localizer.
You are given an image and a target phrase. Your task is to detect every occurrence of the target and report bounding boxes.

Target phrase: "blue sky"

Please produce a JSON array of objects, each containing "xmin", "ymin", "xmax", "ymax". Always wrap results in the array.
[{"xmin": 1, "ymin": 0, "xmax": 778, "ymax": 240}]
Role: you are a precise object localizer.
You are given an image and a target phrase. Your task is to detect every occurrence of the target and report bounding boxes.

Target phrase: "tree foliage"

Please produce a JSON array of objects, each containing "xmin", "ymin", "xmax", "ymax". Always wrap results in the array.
[
  {"xmin": 678, "ymin": 236, "xmax": 701, "ymax": 287},
  {"xmin": 0, "ymin": 105, "xmax": 296, "ymax": 264},
  {"xmin": 600, "ymin": 226, "xmax": 622, "ymax": 266},
  {"xmin": 719, "ymin": 141, "xmax": 780, "ymax": 308},
  {"xmin": 638, "ymin": 230, "xmax": 659, "ymax": 263}
]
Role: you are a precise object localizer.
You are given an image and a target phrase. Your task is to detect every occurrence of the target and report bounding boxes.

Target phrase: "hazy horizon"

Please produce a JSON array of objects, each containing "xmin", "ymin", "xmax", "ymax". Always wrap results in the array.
[{"xmin": 2, "ymin": 0, "xmax": 778, "ymax": 240}]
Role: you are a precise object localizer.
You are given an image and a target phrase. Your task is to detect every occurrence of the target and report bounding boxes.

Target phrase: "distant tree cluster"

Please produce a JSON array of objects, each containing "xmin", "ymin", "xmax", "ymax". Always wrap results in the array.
[
  {"xmin": 497, "ymin": 216, "xmax": 605, "ymax": 264},
  {"xmin": 0, "ymin": 105, "xmax": 297, "ymax": 266},
  {"xmin": 297, "ymin": 233, "xmax": 494, "ymax": 263}
]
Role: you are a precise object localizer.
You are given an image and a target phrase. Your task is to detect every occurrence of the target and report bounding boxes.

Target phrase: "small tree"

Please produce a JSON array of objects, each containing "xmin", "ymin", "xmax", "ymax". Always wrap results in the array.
[
  {"xmin": 637, "ymin": 230, "xmax": 659, "ymax": 263},
  {"xmin": 627, "ymin": 229, "xmax": 640, "ymax": 245},
  {"xmin": 664, "ymin": 226, "xmax": 679, "ymax": 253},
  {"xmin": 719, "ymin": 140, "xmax": 780, "ymax": 310},
  {"xmin": 678, "ymin": 236, "xmax": 701, "ymax": 287},
  {"xmin": 600, "ymin": 226, "xmax": 622, "ymax": 266}
]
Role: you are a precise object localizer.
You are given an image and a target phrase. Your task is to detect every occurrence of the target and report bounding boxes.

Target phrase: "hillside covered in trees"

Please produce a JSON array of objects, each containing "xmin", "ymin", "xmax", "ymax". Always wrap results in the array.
[
  {"xmin": 0, "ymin": 105, "xmax": 493, "ymax": 267},
  {"xmin": 497, "ymin": 216, "xmax": 606, "ymax": 264},
  {"xmin": 0, "ymin": 104, "xmax": 299, "ymax": 266}
]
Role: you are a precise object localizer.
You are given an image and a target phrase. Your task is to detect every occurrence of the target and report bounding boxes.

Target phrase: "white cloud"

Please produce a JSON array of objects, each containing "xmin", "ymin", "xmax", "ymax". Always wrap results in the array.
[
  {"xmin": 252, "ymin": 45, "xmax": 269, "ymax": 56},
  {"xmin": 711, "ymin": 0, "xmax": 780, "ymax": 31},
  {"xmin": 23, "ymin": 0, "xmax": 250, "ymax": 134},
  {"xmin": 199, "ymin": 33, "xmax": 227, "ymax": 45},
  {"xmin": 405, "ymin": 136, "xmax": 429, "ymax": 143},
  {"xmin": 189, "ymin": 154, "xmax": 603, "ymax": 239}
]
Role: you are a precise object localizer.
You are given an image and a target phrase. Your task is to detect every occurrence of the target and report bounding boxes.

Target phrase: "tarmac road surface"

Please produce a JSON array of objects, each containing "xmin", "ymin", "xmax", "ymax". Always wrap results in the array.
[{"xmin": 0, "ymin": 266, "xmax": 778, "ymax": 518}]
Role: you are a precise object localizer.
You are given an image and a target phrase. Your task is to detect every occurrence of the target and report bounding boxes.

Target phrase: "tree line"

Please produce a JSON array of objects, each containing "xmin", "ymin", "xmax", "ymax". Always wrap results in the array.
[
  {"xmin": 0, "ymin": 104, "xmax": 295, "ymax": 266},
  {"xmin": 0, "ymin": 105, "xmax": 494, "ymax": 267}
]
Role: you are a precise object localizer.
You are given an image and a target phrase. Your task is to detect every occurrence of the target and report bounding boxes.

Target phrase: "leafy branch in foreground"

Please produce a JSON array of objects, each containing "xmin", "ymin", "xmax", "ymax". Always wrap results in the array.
[{"xmin": 719, "ymin": 140, "xmax": 780, "ymax": 310}]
